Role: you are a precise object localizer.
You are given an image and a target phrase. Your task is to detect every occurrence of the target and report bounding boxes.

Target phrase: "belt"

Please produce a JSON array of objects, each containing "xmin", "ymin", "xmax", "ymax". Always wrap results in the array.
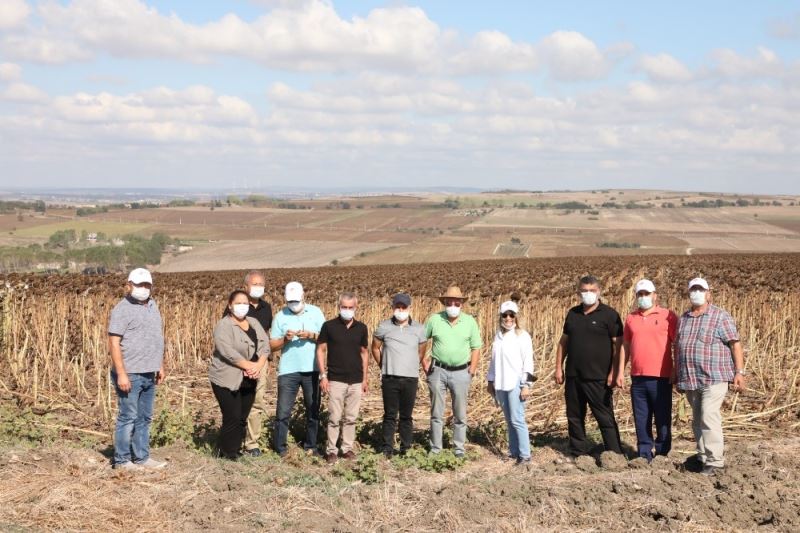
[{"xmin": 432, "ymin": 360, "xmax": 469, "ymax": 371}]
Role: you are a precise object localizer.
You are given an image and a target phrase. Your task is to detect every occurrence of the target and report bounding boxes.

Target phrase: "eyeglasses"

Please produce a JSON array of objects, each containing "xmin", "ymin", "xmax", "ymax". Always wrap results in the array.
[{"xmin": 501, "ymin": 312, "xmax": 516, "ymax": 318}]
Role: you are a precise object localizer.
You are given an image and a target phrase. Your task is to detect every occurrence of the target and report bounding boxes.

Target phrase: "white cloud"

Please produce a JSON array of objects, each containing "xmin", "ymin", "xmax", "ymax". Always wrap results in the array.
[
  {"xmin": 538, "ymin": 31, "xmax": 612, "ymax": 81},
  {"xmin": 709, "ymin": 46, "xmax": 783, "ymax": 78},
  {"xmin": 1, "ymin": 82, "xmax": 47, "ymax": 103},
  {"xmin": 0, "ymin": 0, "xmax": 29, "ymax": 30},
  {"xmin": 639, "ymin": 53, "xmax": 693, "ymax": 83},
  {"xmin": 0, "ymin": 62, "xmax": 22, "ymax": 82}
]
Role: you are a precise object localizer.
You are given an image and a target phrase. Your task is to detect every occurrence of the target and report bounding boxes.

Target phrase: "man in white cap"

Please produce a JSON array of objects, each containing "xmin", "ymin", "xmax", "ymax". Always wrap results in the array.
[
  {"xmin": 422, "ymin": 285, "xmax": 483, "ymax": 457},
  {"xmin": 616, "ymin": 279, "xmax": 678, "ymax": 461},
  {"xmin": 108, "ymin": 268, "xmax": 166, "ymax": 470},
  {"xmin": 675, "ymin": 277, "xmax": 745, "ymax": 475},
  {"xmin": 269, "ymin": 282, "xmax": 325, "ymax": 457}
]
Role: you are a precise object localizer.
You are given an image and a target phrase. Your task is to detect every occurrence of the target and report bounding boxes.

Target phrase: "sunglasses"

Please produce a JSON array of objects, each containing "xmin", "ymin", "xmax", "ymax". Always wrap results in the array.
[{"xmin": 501, "ymin": 312, "xmax": 516, "ymax": 318}]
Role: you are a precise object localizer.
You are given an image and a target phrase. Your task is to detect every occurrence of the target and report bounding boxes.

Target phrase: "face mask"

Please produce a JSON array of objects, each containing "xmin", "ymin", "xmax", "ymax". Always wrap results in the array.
[
  {"xmin": 446, "ymin": 305, "xmax": 461, "ymax": 318},
  {"xmin": 689, "ymin": 290, "xmax": 706, "ymax": 306},
  {"xmin": 131, "ymin": 287, "xmax": 150, "ymax": 301},
  {"xmin": 339, "ymin": 308, "xmax": 355, "ymax": 321},
  {"xmin": 287, "ymin": 301, "xmax": 304, "ymax": 314},
  {"xmin": 232, "ymin": 303, "xmax": 250, "ymax": 319},
  {"xmin": 393, "ymin": 309, "xmax": 409, "ymax": 322},
  {"xmin": 249, "ymin": 286, "xmax": 265, "ymax": 299},
  {"xmin": 580, "ymin": 291, "xmax": 598, "ymax": 306},
  {"xmin": 637, "ymin": 296, "xmax": 654, "ymax": 310}
]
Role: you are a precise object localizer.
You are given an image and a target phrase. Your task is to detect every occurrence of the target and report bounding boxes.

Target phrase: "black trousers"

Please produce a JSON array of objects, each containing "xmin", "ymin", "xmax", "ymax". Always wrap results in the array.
[
  {"xmin": 381, "ymin": 375, "xmax": 418, "ymax": 453},
  {"xmin": 565, "ymin": 377, "xmax": 622, "ymax": 455},
  {"xmin": 212, "ymin": 383, "xmax": 256, "ymax": 459}
]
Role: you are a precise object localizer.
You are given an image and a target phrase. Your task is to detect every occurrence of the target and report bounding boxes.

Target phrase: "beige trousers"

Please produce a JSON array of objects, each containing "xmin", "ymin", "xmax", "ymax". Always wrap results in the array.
[
  {"xmin": 244, "ymin": 369, "xmax": 269, "ymax": 451},
  {"xmin": 685, "ymin": 382, "xmax": 728, "ymax": 467},
  {"xmin": 326, "ymin": 381, "xmax": 362, "ymax": 455}
]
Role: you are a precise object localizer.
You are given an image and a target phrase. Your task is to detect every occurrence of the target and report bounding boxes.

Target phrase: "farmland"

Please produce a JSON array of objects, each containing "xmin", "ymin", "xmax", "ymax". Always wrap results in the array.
[{"xmin": 1, "ymin": 253, "xmax": 799, "ymax": 531}]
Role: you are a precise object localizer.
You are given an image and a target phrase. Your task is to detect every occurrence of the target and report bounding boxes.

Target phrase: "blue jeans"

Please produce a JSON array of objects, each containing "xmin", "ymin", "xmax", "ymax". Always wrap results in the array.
[
  {"xmin": 495, "ymin": 384, "xmax": 531, "ymax": 460},
  {"xmin": 427, "ymin": 366, "xmax": 471, "ymax": 455},
  {"xmin": 630, "ymin": 376, "xmax": 672, "ymax": 460},
  {"xmin": 274, "ymin": 372, "xmax": 320, "ymax": 455},
  {"xmin": 111, "ymin": 371, "xmax": 156, "ymax": 465}
]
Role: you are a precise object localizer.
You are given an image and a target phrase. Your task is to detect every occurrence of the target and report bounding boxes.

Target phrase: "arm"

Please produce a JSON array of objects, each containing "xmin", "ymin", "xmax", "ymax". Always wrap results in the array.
[
  {"xmin": 371, "ymin": 338, "xmax": 383, "ymax": 366},
  {"xmin": 316, "ymin": 342, "xmax": 329, "ymax": 393},
  {"xmin": 486, "ymin": 340, "xmax": 496, "ymax": 396},
  {"xmin": 108, "ymin": 335, "xmax": 131, "ymax": 393},
  {"xmin": 616, "ymin": 340, "xmax": 631, "ymax": 388},
  {"xmin": 730, "ymin": 340, "xmax": 746, "ymax": 391},
  {"xmin": 554, "ymin": 334, "xmax": 568, "ymax": 385},
  {"xmin": 608, "ymin": 336, "xmax": 622, "ymax": 387},
  {"xmin": 361, "ymin": 346, "xmax": 369, "ymax": 393},
  {"xmin": 418, "ymin": 340, "xmax": 429, "ymax": 373},
  {"xmin": 468, "ymin": 319, "xmax": 482, "ymax": 376}
]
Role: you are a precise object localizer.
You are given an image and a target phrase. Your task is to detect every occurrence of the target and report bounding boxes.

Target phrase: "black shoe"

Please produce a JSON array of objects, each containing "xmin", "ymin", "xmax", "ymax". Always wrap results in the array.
[
  {"xmin": 700, "ymin": 465, "xmax": 723, "ymax": 476},
  {"xmin": 382, "ymin": 449, "xmax": 394, "ymax": 459},
  {"xmin": 683, "ymin": 454, "xmax": 704, "ymax": 473},
  {"xmin": 245, "ymin": 448, "xmax": 262, "ymax": 457}
]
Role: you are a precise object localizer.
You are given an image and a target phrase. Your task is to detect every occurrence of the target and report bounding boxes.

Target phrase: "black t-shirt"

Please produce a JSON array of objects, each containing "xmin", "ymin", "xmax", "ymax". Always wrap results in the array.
[
  {"xmin": 318, "ymin": 317, "xmax": 369, "ymax": 384},
  {"xmin": 562, "ymin": 302, "xmax": 623, "ymax": 380},
  {"xmin": 247, "ymin": 299, "xmax": 273, "ymax": 332}
]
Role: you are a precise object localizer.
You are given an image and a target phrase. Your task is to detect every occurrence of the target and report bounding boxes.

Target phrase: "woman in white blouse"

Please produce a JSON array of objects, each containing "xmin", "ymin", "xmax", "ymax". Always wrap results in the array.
[{"xmin": 487, "ymin": 300, "xmax": 535, "ymax": 464}]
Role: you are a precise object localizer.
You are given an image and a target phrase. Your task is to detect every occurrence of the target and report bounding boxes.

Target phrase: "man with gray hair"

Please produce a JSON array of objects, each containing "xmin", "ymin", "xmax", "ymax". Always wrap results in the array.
[
  {"xmin": 316, "ymin": 292, "xmax": 369, "ymax": 463},
  {"xmin": 240, "ymin": 270, "xmax": 273, "ymax": 457}
]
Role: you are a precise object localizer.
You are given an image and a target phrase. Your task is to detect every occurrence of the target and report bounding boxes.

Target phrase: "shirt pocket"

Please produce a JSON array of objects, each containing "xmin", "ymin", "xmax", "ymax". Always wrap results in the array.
[{"xmin": 697, "ymin": 326, "xmax": 715, "ymax": 344}]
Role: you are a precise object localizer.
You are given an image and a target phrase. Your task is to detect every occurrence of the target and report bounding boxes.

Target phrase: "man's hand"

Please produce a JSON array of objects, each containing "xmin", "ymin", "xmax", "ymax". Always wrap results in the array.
[
  {"xmin": 297, "ymin": 330, "xmax": 314, "ymax": 340},
  {"xmin": 486, "ymin": 382, "xmax": 495, "ymax": 396},
  {"xmin": 468, "ymin": 365, "xmax": 477, "ymax": 378},
  {"xmin": 606, "ymin": 371, "xmax": 615, "ymax": 388},
  {"xmin": 362, "ymin": 380, "xmax": 368, "ymax": 394},
  {"xmin": 284, "ymin": 330, "xmax": 298, "ymax": 343},
  {"xmin": 155, "ymin": 366, "xmax": 166, "ymax": 385},
  {"xmin": 116, "ymin": 372, "xmax": 132, "ymax": 393},
  {"xmin": 320, "ymin": 377, "xmax": 330, "ymax": 394},
  {"xmin": 614, "ymin": 373, "xmax": 625, "ymax": 389},
  {"xmin": 422, "ymin": 359, "xmax": 432, "ymax": 375},
  {"xmin": 732, "ymin": 373, "xmax": 746, "ymax": 392},
  {"xmin": 520, "ymin": 386, "xmax": 531, "ymax": 401},
  {"xmin": 554, "ymin": 367, "xmax": 564, "ymax": 385}
]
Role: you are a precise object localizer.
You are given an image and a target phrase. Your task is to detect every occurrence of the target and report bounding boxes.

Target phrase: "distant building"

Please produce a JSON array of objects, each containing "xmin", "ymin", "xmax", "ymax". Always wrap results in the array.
[{"xmin": 87, "ymin": 232, "xmax": 98, "ymax": 243}]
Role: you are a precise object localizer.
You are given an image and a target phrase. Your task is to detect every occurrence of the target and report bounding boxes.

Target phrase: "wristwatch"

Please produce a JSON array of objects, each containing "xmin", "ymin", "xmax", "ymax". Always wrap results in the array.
[
  {"xmin": 735, "ymin": 369, "xmax": 747, "ymax": 376},
  {"xmin": 320, "ymin": 373, "xmax": 328, "ymax": 379}
]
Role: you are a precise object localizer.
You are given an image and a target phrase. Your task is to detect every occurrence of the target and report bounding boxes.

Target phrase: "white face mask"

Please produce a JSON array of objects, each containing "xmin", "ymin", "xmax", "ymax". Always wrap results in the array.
[
  {"xmin": 445, "ymin": 305, "xmax": 461, "ymax": 318},
  {"xmin": 339, "ymin": 308, "xmax": 355, "ymax": 321},
  {"xmin": 637, "ymin": 296, "xmax": 654, "ymax": 310},
  {"xmin": 232, "ymin": 303, "xmax": 250, "ymax": 319},
  {"xmin": 393, "ymin": 309, "xmax": 410, "ymax": 322},
  {"xmin": 689, "ymin": 290, "xmax": 707, "ymax": 306},
  {"xmin": 130, "ymin": 287, "xmax": 150, "ymax": 301},
  {"xmin": 580, "ymin": 291, "xmax": 598, "ymax": 306},
  {"xmin": 249, "ymin": 286, "xmax": 265, "ymax": 299},
  {"xmin": 287, "ymin": 301, "xmax": 304, "ymax": 314}
]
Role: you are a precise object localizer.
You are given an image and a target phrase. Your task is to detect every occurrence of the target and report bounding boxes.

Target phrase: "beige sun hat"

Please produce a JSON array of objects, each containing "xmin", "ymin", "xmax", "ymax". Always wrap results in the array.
[{"xmin": 439, "ymin": 285, "xmax": 465, "ymax": 303}]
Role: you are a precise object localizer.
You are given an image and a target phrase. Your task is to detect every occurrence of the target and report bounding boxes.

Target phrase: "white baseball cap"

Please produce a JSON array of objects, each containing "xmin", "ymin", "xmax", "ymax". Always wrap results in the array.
[
  {"xmin": 285, "ymin": 281, "xmax": 304, "ymax": 301},
  {"xmin": 634, "ymin": 279, "xmax": 656, "ymax": 294},
  {"xmin": 688, "ymin": 277, "xmax": 710, "ymax": 291},
  {"xmin": 499, "ymin": 301, "xmax": 519, "ymax": 314},
  {"xmin": 128, "ymin": 268, "xmax": 152, "ymax": 284}
]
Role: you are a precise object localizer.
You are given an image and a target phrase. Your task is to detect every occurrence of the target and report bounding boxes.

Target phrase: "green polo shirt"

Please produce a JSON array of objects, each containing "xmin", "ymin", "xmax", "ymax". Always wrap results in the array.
[{"xmin": 424, "ymin": 311, "xmax": 483, "ymax": 366}]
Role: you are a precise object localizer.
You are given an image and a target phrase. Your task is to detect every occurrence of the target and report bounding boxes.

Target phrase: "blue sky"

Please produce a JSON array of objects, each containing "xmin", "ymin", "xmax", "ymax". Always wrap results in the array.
[{"xmin": 1, "ymin": 0, "xmax": 799, "ymax": 192}]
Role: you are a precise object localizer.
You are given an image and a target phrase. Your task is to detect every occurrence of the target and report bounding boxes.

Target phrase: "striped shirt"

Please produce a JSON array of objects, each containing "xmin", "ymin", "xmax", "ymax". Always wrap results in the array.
[{"xmin": 675, "ymin": 304, "xmax": 739, "ymax": 391}]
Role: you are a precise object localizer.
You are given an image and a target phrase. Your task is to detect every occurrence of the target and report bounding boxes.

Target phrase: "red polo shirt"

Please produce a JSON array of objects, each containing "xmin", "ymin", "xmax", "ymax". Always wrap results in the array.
[{"xmin": 623, "ymin": 306, "xmax": 678, "ymax": 378}]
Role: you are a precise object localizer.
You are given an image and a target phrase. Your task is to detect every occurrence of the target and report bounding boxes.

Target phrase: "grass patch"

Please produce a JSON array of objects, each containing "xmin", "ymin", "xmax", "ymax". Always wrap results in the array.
[{"xmin": 14, "ymin": 220, "xmax": 151, "ymax": 239}]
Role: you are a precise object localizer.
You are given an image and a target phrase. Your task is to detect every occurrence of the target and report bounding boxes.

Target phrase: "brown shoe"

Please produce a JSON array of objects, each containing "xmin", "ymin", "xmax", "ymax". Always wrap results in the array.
[
  {"xmin": 325, "ymin": 453, "xmax": 338, "ymax": 464},
  {"xmin": 342, "ymin": 451, "xmax": 357, "ymax": 461}
]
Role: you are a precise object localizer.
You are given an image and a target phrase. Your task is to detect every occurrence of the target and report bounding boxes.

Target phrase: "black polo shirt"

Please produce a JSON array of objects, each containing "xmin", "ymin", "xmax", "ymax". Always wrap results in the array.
[
  {"xmin": 562, "ymin": 302, "xmax": 623, "ymax": 380},
  {"xmin": 318, "ymin": 317, "xmax": 369, "ymax": 384},
  {"xmin": 247, "ymin": 299, "xmax": 273, "ymax": 332}
]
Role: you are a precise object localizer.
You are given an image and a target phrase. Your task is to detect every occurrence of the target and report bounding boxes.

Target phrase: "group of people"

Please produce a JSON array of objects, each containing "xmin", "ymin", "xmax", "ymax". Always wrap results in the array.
[{"xmin": 107, "ymin": 268, "xmax": 745, "ymax": 476}]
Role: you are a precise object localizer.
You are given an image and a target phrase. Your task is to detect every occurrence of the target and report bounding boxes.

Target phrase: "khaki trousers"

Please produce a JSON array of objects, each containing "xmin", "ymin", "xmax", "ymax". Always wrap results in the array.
[
  {"xmin": 685, "ymin": 382, "xmax": 728, "ymax": 467},
  {"xmin": 326, "ymin": 381, "xmax": 362, "ymax": 455},
  {"xmin": 244, "ymin": 369, "xmax": 269, "ymax": 451}
]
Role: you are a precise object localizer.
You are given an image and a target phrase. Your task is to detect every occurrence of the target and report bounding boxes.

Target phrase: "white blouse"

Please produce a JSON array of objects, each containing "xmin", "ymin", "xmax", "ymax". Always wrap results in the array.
[{"xmin": 488, "ymin": 329, "xmax": 535, "ymax": 391}]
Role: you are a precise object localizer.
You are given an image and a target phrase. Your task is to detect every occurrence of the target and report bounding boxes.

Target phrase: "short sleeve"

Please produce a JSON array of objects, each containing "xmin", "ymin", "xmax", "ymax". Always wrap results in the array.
[
  {"xmin": 374, "ymin": 321, "xmax": 387, "ymax": 341},
  {"xmin": 610, "ymin": 311, "xmax": 624, "ymax": 338},
  {"xmin": 317, "ymin": 322, "xmax": 330, "ymax": 344},
  {"xmin": 717, "ymin": 311, "xmax": 739, "ymax": 344},
  {"xmin": 360, "ymin": 324, "xmax": 369, "ymax": 348},
  {"xmin": 424, "ymin": 317, "xmax": 434, "ymax": 339},
  {"xmin": 417, "ymin": 325, "xmax": 428, "ymax": 344},
  {"xmin": 562, "ymin": 313, "xmax": 570, "ymax": 336},
  {"xmin": 270, "ymin": 315, "xmax": 284, "ymax": 340},
  {"xmin": 311, "ymin": 308, "xmax": 324, "ymax": 333},
  {"xmin": 667, "ymin": 311, "xmax": 678, "ymax": 342},
  {"xmin": 469, "ymin": 318, "xmax": 483, "ymax": 349},
  {"xmin": 108, "ymin": 305, "xmax": 129, "ymax": 337}
]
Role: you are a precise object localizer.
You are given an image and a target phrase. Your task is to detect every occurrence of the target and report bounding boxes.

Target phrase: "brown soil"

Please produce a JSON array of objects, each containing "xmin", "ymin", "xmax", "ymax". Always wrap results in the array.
[{"xmin": 1, "ymin": 436, "xmax": 797, "ymax": 532}]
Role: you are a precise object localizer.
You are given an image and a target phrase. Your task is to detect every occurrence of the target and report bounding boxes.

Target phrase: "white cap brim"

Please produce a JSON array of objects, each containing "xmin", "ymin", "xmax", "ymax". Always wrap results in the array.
[{"xmin": 688, "ymin": 277, "xmax": 709, "ymax": 290}]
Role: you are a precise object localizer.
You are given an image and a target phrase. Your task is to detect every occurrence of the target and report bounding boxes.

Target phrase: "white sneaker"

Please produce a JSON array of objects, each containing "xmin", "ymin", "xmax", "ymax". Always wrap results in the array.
[
  {"xmin": 137, "ymin": 458, "xmax": 167, "ymax": 469},
  {"xmin": 113, "ymin": 461, "xmax": 141, "ymax": 471}
]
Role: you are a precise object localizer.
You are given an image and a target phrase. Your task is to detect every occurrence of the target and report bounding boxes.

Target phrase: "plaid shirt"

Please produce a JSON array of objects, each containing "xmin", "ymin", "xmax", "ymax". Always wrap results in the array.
[{"xmin": 675, "ymin": 304, "xmax": 739, "ymax": 391}]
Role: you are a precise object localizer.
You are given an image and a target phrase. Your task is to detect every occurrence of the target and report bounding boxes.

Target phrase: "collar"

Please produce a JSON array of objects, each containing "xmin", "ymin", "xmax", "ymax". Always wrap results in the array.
[
  {"xmin": 125, "ymin": 295, "xmax": 150, "ymax": 306},
  {"xmin": 391, "ymin": 317, "xmax": 413, "ymax": 326}
]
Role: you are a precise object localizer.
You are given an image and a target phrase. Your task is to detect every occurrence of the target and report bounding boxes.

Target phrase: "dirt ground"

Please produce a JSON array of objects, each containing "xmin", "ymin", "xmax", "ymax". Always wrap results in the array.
[{"xmin": 1, "ymin": 434, "xmax": 797, "ymax": 532}]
